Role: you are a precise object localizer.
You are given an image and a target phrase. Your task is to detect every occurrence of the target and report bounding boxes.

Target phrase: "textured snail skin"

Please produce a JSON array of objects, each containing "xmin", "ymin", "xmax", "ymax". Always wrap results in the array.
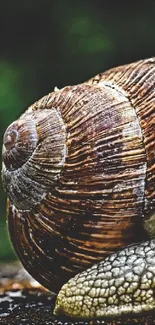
[
  {"xmin": 2, "ymin": 58, "xmax": 155, "ymax": 320},
  {"xmin": 54, "ymin": 239, "xmax": 155, "ymax": 318}
]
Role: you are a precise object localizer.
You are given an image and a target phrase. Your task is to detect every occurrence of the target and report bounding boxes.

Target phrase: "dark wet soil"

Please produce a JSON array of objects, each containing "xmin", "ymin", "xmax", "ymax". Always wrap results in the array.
[{"xmin": 0, "ymin": 263, "xmax": 155, "ymax": 325}]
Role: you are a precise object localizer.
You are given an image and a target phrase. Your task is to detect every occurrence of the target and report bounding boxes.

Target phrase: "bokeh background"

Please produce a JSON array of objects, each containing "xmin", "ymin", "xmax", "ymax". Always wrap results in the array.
[{"xmin": 0, "ymin": 1, "xmax": 155, "ymax": 262}]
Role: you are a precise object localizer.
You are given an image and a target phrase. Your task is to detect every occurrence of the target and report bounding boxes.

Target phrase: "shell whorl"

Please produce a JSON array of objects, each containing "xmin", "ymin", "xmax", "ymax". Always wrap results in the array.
[
  {"xmin": 2, "ymin": 108, "xmax": 67, "ymax": 210},
  {"xmin": 2, "ymin": 119, "xmax": 38, "ymax": 170}
]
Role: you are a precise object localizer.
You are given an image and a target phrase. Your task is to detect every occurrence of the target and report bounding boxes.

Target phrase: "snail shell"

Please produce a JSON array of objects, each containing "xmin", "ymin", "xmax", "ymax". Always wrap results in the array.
[{"xmin": 2, "ymin": 58, "xmax": 155, "ymax": 294}]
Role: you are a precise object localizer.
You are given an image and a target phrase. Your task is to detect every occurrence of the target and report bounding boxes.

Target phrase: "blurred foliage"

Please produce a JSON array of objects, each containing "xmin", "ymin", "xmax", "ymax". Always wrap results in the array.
[
  {"xmin": 0, "ymin": 0, "xmax": 155, "ymax": 261},
  {"xmin": 0, "ymin": 221, "xmax": 16, "ymax": 261}
]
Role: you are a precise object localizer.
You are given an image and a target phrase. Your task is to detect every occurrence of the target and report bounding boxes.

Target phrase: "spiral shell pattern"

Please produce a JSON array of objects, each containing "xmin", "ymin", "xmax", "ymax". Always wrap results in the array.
[
  {"xmin": 2, "ymin": 109, "xmax": 66, "ymax": 210},
  {"xmin": 2, "ymin": 58, "xmax": 155, "ymax": 294},
  {"xmin": 2, "ymin": 119, "xmax": 38, "ymax": 170}
]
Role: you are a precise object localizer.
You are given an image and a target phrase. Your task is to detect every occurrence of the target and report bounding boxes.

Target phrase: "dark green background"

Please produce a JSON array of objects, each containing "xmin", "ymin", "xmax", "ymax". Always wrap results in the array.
[{"xmin": 0, "ymin": 1, "xmax": 155, "ymax": 261}]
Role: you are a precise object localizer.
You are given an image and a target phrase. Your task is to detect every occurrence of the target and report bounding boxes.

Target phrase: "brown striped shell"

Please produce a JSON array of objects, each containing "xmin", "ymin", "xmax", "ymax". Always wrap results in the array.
[{"xmin": 2, "ymin": 58, "xmax": 155, "ymax": 293}]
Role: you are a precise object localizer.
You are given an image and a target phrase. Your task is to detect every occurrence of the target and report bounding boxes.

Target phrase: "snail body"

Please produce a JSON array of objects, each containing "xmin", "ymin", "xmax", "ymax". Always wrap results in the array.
[{"xmin": 2, "ymin": 58, "xmax": 155, "ymax": 318}]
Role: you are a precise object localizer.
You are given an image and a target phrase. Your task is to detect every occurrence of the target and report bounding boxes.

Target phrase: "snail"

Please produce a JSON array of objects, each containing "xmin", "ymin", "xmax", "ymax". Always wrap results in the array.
[{"xmin": 1, "ymin": 57, "xmax": 155, "ymax": 320}]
